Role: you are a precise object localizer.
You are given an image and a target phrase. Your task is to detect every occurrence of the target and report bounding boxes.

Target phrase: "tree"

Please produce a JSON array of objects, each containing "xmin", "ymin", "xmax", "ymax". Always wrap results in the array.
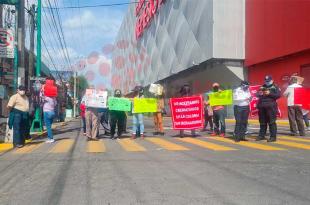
[{"xmin": 69, "ymin": 75, "xmax": 89, "ymax": 101}]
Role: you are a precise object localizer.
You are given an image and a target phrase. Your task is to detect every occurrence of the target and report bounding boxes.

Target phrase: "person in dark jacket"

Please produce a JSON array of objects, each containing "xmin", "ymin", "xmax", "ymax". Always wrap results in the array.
[
  {"xmin": 110, "ymin": 89, "xmax": 126, "ymax": 140},
  {"xmin": 256, "ymin": 76, "xmax": 281, "ymax": 142}
]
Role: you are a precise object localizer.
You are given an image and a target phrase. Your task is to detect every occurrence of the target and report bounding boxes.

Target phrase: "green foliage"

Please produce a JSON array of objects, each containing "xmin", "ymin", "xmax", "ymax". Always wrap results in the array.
[{"xmin": 69, "ymin": 75, "xmax": 89, "ymax": 100}]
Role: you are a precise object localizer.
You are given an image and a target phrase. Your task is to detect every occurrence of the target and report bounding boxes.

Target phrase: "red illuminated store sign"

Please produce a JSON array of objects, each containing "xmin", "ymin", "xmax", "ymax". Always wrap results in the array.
[{"xmin": 135, "ymin": 0, "xmax": 166, "ymax": 39}]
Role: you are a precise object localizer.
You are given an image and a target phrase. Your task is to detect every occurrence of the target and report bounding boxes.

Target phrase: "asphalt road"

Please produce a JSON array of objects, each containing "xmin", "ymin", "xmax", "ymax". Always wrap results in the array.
[{"xmin": 0, "ymin": 118, "xmax": 310, "ymax": 205}]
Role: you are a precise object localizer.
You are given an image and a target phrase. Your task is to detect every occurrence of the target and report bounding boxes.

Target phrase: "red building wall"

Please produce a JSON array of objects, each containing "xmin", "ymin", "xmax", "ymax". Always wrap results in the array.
[
  {"xmin": 246, "ymin": 0, "xmax": 310, "ymax": 118},
  {"xmin": 245, "ymin": 0, "xmax": 310, "ymax": 66}
]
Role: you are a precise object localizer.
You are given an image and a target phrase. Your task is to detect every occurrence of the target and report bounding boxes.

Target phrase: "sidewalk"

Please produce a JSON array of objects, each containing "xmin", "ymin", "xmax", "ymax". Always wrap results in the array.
[{"xmin": 0, "ymin": 121, "xmax": 69, "ymax": 153}]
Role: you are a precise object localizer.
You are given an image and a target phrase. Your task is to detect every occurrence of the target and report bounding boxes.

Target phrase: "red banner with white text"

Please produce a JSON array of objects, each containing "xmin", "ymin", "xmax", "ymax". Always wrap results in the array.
[
  {"xmin": 170, "ymin": 96, "xmax": 204, "ymax": 130},
  {"xmin": 294, "ymin": 88, "xmax": 310, "ymax": 110}
]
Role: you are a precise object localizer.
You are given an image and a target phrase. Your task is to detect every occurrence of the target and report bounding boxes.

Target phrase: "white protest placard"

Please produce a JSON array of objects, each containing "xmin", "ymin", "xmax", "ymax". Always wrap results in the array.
[{"xmin": 84, "ymin": 89, "xmax": 108, "ymax": 108}]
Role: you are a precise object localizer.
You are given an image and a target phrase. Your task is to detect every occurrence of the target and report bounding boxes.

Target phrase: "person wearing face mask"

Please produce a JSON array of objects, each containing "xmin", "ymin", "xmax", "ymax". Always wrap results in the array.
[
  {"xmin": 109, "ymin": 89, "xmax": 126, "ymax": 140},
  {"xmin": 210, "ymin": 83, "xmax": 226, "ymax": 137},
  {"xmin": 7, "ymin": 86, "xmax": 30, "ymax": 148},
  {"xmin": 256, "ymin": 75, "xmax": 281, "ymax": 142},
  {"xmin": 233, "ymin": 81, "xmax": 252, "ymax": 142},
  {"xmin": 131, "ymin": 86, "xmax": 145, "ymax": 139}
]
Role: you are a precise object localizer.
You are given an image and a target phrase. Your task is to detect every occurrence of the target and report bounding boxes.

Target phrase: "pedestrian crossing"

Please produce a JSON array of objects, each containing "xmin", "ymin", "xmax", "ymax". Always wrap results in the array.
[{"xmin": 1, "ymin": 135, "xmax": 310, "ymax": 155}]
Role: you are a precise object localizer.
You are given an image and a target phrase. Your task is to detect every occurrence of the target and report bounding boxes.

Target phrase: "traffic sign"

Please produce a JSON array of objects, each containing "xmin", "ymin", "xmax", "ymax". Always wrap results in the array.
[{"xmin": 0, "ymin": 29, "xmax": 14, "ymax": 58}]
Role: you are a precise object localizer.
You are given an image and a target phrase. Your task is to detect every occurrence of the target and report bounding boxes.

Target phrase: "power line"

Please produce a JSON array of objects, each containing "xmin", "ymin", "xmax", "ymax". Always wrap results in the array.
[{"xmin": 43, "ymin": 1, "xmax": 140, "ymax": 10}]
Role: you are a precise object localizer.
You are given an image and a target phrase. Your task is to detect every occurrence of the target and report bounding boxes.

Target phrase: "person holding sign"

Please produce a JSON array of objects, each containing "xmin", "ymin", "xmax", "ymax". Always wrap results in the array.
[
  {"xmin": 153, "ymin": 85, "xmax": 165, "ymax": 136},
  {"xmin": 210, "ymin": 83, "xmax": 227, "ymax": 137},
  {"xmin": 283, "ymin": 76, "xmax": 305, "ymax": 136},
  {"xmin": 233, "ymin": 81, "xmax": 251, "ymax": 142},
  {"xmin": 131, "ymin": 86, "xmax": 145, "ymax": 139},
  {"xmin": 109, "ymin": 90, "xmax": 126, "ymax": 140},
  {"xmin": 256, "ymin": 76, "xmax": 281, "ymax": 142},
  {"xmin": 179, "ymin": 84, "xmax": 197, "ymax": 137}
]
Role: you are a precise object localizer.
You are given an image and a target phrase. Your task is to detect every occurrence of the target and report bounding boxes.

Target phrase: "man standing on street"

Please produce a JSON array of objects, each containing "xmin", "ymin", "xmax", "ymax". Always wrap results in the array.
[
  {"xmin": 283, "ymin": 76, "xmax": 305, "ymax": 136},
  {"xmin": 110, "ymin": 89, "xmax": 126, "ymax": 140},
  {"xmin": 7, "ymin": 86, "xmax": 30, "ymax": 148},
  {"xmin": 210, "ymin": 83, "xmax": 226, "ymax": 137},
  {"xmin": 256, "ymin": 76, "xmax": 281, "ymax": 142},
  {"xmin": 233, "ymin": 81, "xmax": 251, "ymax": 142}
]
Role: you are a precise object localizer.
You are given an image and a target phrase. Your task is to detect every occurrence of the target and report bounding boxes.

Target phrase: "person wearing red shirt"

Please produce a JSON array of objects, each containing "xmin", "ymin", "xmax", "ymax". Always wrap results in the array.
[{"xmin": 80, "ymin": 101, "xmax": 86, "ymax": 135}]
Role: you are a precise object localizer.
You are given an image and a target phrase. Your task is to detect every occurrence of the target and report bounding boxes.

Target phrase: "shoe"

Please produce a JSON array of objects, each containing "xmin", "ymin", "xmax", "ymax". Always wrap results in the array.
[
  {"xmin": 154, "ymin": 132, "xmax": 159, "ymax": 135},
  {"xmin": 131, "ymin": 134, "xmax": 136, "ymax": 140},
  {"xmin": 267, "ymin": 138, "xmax": 276, "ymax": 142},
  {"xmin": 210, "ymin": 132, "xmax": 217, "ymax": 136},
  {"xmin": 83, "ymin": 133, "xmax": 87, "ymax": 136},
  {"xmin": 290, "ymin": 132, "xmax": 298, "ymax": 136},
  {"xmin": 219, "ymin": 133, "xmax": 225, "ymax": 137},
  {"xmin": 241, "ymin": 138, "xmax": 248, "ymax": 141},
  {"xmin": 255, "ymin": 137, "xmax": 266, "ymax": 141},
  {"xmin": 234, "ymin": 138, "xmax": 240, "ymax": 142},
  {"xmin": 16, "ymin": 144, "xmax": 24, "ymax": 148},
  {"xmin": 46, "ymin": 139, "xmax": 55, "ymax": 143},
  {"xmin": 159, "ymin": 132, "xmax": 165, "ymax": 136}
]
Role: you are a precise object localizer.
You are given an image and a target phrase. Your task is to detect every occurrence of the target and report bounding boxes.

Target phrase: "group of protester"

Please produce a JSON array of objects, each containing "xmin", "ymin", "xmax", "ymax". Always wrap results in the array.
[
  {"xmin": 80, "ymin": 74, "xmax": 309, "ymax": 143},
  {"xmin": 7, "ymin": 78, "xmax": 58, "ymax": 148}
]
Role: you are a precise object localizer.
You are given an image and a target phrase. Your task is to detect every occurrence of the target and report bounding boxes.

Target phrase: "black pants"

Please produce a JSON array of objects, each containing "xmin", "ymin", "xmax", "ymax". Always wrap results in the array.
[
  {"xmin": 258, "ymin": 105, "xmax": 277, "ymax": 139},
  {"xmin": 234, "ymin": 105, "xmax": 250, "ymax": 140},
  {"xmin": 82, "ymin": 117, "xmax": 86, "ymax": 133},
  {"xmin": 110, "ymin": 111, "xmax": 125, "ymax": 137},
  {"xmin": 12, "ymin": 110, "xmax": 29, "ymax": 146},
  {"xmin": 213, "ymin": 109, "xmax": 226, "ymax": 134}
]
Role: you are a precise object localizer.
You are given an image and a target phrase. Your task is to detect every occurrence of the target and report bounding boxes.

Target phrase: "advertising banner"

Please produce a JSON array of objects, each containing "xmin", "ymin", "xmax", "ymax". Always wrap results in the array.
[
  {"xmin": 133, "ymin": 98, "xmax": 157, "ymax": 113},
  {"xmin": 108, "ymin": 97, "xmax": 132, "ymax": 111},
  {"xmin": 0, "ymin": 29, "xmax": 14, "ymax": 58},
  {"xmin": 170, "ymin": 96, "xmax": 204, "ymax": 130},
  {"xmin": 294, "ymin": 88, "xmax": 310, "ymax": 110},
  {"xmin": 84, "ymin": 89, "xmax": 108, "ymax": 108},
  {"xmin": 249, "ymin": 85, "xmax": 282, "ymax": 117},
  {"xmin": 209, "ymin": 90, "xmax": 233, "ymax": 106}
]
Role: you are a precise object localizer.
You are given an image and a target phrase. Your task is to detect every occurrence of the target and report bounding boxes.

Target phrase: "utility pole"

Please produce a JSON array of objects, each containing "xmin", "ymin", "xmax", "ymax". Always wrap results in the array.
[
  {"xmin": 17, "ymin": 0, "xmax": 25, "ymax": 86},
  {"xmin": 36, "ymin": 0, "xmax": 41, "ymax": 77},
  {"xmin": 28, "ymin": 4, "xmax": 35, "ymax": 88},
  {"xmin": 73, "ymin": 71, "xmax": 77, "ymax": 118}
]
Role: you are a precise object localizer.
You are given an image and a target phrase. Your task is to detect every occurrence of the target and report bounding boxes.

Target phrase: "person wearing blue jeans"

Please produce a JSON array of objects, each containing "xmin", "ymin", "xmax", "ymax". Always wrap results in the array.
[
  {"xmin": 131, "ymin": 86, "xmax": 145, "ymax": 139},
  {"xmin": 43, "ymin": 96, "xmax": 57, "ymax": 143},
  {"xmin": 44, "ymin": 111, "xmax": 55, "ymax": 141},
  {"xmin": 132, "ymin": 113, "xmax": 144, "ymax": 139}
]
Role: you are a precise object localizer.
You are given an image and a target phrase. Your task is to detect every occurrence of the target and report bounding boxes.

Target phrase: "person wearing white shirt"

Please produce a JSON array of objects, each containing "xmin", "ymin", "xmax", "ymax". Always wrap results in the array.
[
  {"xmin": 283, "ymin": 77, "xmax": 305, "ymax": 136},
  {"xmin": 233, "ymin": 81, "xmax": 252, "ymax": 142}
]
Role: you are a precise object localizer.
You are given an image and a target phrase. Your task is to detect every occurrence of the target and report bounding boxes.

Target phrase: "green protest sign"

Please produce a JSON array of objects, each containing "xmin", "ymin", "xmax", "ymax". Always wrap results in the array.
[
  {"xmin": 209, "ymin": 90, "xmax": 233, "ymax": 106},
  {"xmin": 133, "ymin": 98, "xmax": 157, "ymax": 113},
  {"xmin": 108, "ymin": 97, "xmax": 132, "ymax": 111}
]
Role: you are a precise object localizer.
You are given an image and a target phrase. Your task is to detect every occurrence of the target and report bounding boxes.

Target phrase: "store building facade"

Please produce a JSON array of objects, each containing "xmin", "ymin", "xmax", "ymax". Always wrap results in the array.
[
  {"xmin": 112, "ymin": 0, "xmax": 246, "ymax": 105},
  {"xmin": 246, "ymin": 0, "xmax": 310, "ymax": 118}
]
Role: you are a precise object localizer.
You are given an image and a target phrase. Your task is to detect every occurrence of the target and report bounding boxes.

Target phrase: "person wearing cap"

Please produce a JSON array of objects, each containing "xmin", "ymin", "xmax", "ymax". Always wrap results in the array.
[
  {"xmin": 131, "ymin": 86, "xmax": 145, "ymax": 139},
  {"xmin": 210, "ymin": 83, "xmax": 226, "ymax": 137},
  {"xmin": 109, "ymin": 89, "xmax": 126, "ymax": 140},
  {"xmin": 283, "ymin": 76, "xmax": 305, "ymax": 136},
  {"xmin": 179, "ymin": 84, "xmax": 196, "ymax": 137},
  {"xmin": 7, "ymin": 86, "xmax": 30, "ymax": 148},
  {"xmin": 256, "ymin": 75, "xmax": 281, "ymax": 142},
  {"xmin": 233, "ymin": 81, "xmax": 252, "ymax": 142}
]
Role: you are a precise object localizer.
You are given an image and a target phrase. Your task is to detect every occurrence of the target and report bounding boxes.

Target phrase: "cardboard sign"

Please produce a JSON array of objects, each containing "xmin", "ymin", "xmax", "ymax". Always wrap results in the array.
[
  {"xmin": 294, "ymin": 88, "xmax": 310, "ymax": 110},
  {"xmin": 170, "ymin": 96, "xmax": 204, "ymax": 130},
  {"xmin": 133, "ymin": 98, "xmax": 157, "ymax": 113},
  {"xmin": 209, "ymin": 90, "xmax": 233, "ymax": 106},
  {"xmin": 84, "ymin": 89, "xmax": 108, "ymax": 108},
  {"xmin": 249, "ymin": 85, "xmax": 282, "ymax": 117},
  {"xmin": 149, "ymin": 84, "xmax": 163, "ymax": 96},
  {"xmin": 108, "ymin": 97, "xmax": 132, "ymax": 111}
]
